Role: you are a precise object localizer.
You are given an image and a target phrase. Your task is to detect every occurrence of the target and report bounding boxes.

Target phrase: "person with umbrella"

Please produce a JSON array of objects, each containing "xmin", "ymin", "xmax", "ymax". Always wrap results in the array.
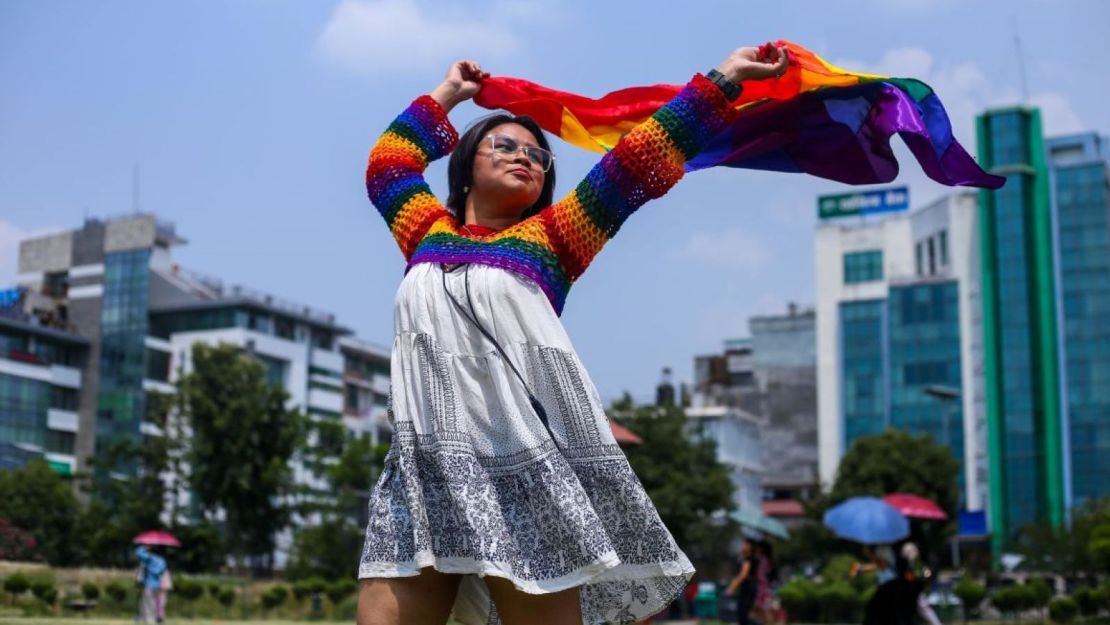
[{"xmin": 133, "ymin": 531, "xmax": 178, "ymax": 624}]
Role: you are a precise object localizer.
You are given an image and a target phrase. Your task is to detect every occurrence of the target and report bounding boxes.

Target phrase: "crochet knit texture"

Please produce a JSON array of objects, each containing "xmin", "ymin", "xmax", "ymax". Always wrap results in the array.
[{"xmin": 366, "ymin": 73, "xmax": 737, "ymax": 315}]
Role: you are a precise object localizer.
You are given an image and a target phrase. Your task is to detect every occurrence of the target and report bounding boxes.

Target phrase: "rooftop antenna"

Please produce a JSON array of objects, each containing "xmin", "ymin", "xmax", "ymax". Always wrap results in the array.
[
  {"xmin": 1012, "ymin": 15, "xmax": 1030, "ymax": 104},
  {"xmin": 132, "ymin": 164, "xmax": 141, "ymax": 214}
]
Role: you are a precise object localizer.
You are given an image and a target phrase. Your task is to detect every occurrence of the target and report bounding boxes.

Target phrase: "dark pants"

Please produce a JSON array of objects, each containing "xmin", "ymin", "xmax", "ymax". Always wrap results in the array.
[
  {"xmin": 864, "ymin": 579, "xmax": 924, "ymax": 625},
  {"xmin": 737, "ymin": 591, "xmax": 759, "ymax": 625}
]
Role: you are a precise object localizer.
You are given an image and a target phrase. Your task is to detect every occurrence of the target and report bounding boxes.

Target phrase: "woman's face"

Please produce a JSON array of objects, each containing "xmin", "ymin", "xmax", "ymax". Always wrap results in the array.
[{"xmin": 468, "ymin": 122, "xmax": 547, "ymax": 220}]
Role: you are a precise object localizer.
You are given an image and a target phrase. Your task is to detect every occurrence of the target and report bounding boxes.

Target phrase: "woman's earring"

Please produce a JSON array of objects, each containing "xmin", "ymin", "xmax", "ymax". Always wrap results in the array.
[{"xmin": 463, "ymin": 185, "xmax": 470, "ymax": 193}]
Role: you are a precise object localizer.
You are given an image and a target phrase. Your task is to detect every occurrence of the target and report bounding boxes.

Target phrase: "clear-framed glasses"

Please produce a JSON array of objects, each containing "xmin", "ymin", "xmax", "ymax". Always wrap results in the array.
[{"xmin": 485, "ymin": 134, "xmax": 555, "ymax": 172}]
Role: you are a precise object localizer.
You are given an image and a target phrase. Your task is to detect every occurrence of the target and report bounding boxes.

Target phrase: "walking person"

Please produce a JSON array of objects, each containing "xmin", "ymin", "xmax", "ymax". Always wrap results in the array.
[
  {"xmin": 355, "ymin": 44, "xmax": 789, "ymax": 625},
  {"xmin": 725, "ymin": 539, "xmax": 762, "ymax": 625},
  {"xmin": 752, "ymin": 541, "xmax": 780, "ymax": 625},
  {"xmin": 134, "ymin": 546, "xmax": 167, "ymax": 624}
]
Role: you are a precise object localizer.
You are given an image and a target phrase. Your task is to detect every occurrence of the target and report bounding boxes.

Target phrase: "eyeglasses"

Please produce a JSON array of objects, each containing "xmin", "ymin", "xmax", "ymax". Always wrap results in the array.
[{"xmin": 485, "ymin": 134, "xmax": 555, "ymax": 172}]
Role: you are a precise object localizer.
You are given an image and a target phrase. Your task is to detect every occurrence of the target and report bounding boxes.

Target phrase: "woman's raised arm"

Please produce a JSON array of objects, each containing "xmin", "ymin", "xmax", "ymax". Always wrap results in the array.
[
  {"xmin": 535, "ymin": 45, "xmax": 788, "ymax": 283},
  {"xmin": 365, "ymin": 61, "xmax": 488, "ymax": 260}
]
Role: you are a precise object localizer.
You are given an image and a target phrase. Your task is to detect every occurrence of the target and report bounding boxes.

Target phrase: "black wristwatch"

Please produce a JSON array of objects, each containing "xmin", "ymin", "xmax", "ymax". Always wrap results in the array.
[{"xmin": 706, "ymin": 68, "xmax": 742, "ymax": 101}]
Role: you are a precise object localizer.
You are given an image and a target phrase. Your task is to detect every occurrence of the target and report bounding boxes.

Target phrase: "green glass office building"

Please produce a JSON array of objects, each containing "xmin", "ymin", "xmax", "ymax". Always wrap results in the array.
[{"xmin": 978, "ymin": 109, "xmax": 1110, "ymax": 553}]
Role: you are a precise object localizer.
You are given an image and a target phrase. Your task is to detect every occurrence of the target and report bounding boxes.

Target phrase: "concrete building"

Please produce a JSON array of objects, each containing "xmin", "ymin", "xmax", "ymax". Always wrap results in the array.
[
  {"xmin": 0, "ymin": 289, "xmax": 88, "ymax": 475},
  {"xmin": 686, "ymin": 405, "xmax": 764, "ymax": 515},
  {"xmin": 12, "ymin": 214, "xmax": 354, "ymax": 493},
  {"xmin": 339, "ymin": 336, "xmax": 392, "ymax": 445},
  {"xmin": 749, "ymin": 307, "xmax": 819, "ymax": 503},
  {"xmin": 693, "ymin": 309, "xmax": 819, "ymax": 505},
  {"xmin": 815, "ymin": 190, "xmax": 986, "ymax": 518}
]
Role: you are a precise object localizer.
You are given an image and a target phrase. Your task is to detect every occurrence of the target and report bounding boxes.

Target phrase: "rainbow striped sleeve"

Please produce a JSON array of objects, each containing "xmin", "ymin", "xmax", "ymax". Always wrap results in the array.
[
  {"xmin": 365, "ymin": 95, "xmax": 458, "ymax": 260},
  {"xmin": 537, "ymin": 74, "xmax": 736, "ymax": 282}
]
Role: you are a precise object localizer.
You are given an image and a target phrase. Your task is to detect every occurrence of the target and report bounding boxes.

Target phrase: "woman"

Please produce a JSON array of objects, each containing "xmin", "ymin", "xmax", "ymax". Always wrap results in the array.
[
  {"xmin": 356, "ymin": 45, "xmax": 789, "ymax": 625},
  {"xmin": 725, "ymin": 539, "xmax": 761, "ymax": 625},
  {"xmin": 752, "ymin": 541, "xmax": 778, "ymax": 625}
]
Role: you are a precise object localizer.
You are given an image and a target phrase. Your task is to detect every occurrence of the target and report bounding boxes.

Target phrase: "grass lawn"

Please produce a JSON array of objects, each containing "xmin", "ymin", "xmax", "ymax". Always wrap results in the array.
[{"xmin": 0, "ymin": 620, "xmax": 331, "ymax": 625}]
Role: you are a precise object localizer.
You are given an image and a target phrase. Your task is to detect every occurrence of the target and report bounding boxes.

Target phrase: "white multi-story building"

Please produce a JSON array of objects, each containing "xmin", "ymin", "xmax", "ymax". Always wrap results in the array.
[{"xmin": 815, "ymin": 190, "xmax": 987, "ymax": 514}]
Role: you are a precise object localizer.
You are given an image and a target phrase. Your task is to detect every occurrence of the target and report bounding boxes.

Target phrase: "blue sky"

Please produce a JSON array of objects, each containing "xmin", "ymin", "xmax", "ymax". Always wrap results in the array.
[{"xmin": 2, "ymin": 0, "xmax": 1108, "ymax": 402}]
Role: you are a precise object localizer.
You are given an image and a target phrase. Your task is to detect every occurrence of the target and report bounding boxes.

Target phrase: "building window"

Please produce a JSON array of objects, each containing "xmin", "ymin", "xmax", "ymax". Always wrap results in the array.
[
  {"xmin": 274, "ymin": 317, "xmax": 295, "ymax": 340},
  {"xmin": 46, "ymin": 429, "xmax": 75, "ymax": 455},
  {"xmin": 345, "ymin": 385, "xmax": 360, "ymax": 413},
  {"xmin": 145, "ymin": 348, "xmax": 171, "ymax": 382},
  {"xmin": 843, "ymin": 250, "xmax": 884, "ymax": 284},
  {"xmin": 927, "ymin": 237, "xmax": 936, "ymax": 276},
  {"xmin": 939, "ymin": 230, "xmax": 949, "ymax": 267},
  {"xmin": 49, "ymin": 386, "xmax": 78, "ymax": 411},
  {"xmin": 915, "ymin": 242, "xmax": 924, "ymax": 277}
]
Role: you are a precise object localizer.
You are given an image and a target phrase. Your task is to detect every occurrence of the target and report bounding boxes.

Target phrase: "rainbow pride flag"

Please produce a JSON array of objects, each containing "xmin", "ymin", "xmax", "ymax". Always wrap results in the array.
[{"xmin": 474, "ymin": 40, "xmax": 1004, "ymax": 189}]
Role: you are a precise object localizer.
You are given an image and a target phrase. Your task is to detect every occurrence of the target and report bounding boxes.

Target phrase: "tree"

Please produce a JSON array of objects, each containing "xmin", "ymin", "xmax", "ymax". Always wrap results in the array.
[
  {"xmin": 1014, "ymin": 498, "xmax": 1110, "ymax": 575},
  {"xmin": 288, "ymin": 433, "xmax": 388, "ymax": 580},
  {"xmin": 0, "ymin": 460, "xmax": 79, "ymax": 564},
  {"xmin": 180, "ymin": 342, "xmax": 307, "ymax": 575},
  {"xmin": 615, "ymin": 399, "xmax": 736, "ymax": 576},
  {"xmin": 73, "ymin": 390, "xmax": 188, "ymax": 568},
  {"xmin": 830, "ymin": 430, "xmax": 960, "ymax": 557},
  {"xmin": 1090, "ymin": 523, "xmax": 1110, "ymax": 574}
]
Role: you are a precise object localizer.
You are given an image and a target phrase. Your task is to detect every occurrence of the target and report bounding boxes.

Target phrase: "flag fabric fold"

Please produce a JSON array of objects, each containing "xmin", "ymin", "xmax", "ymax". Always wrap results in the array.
[{"xmin": 473, "ymin": 40, "xmax": 1004, "ymax": 189}]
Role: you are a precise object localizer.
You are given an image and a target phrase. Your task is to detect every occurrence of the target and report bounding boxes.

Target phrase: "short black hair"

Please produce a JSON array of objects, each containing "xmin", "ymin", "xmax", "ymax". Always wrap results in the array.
[{"xmin": 446, "ymin": 114, "xmax": 556, "ymax": 222}]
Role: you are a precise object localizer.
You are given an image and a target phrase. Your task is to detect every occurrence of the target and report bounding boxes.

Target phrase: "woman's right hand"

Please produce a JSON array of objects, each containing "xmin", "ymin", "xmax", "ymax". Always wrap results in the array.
[{"xmin": 431, "ymin": 60, "xmax": 489, "ymax": 112}]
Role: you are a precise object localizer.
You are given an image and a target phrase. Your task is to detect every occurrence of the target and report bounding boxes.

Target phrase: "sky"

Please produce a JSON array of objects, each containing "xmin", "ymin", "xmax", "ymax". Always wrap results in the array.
[{"xmin": 2, "ymin": 0, "xmax": 1108, "ymax": 403}]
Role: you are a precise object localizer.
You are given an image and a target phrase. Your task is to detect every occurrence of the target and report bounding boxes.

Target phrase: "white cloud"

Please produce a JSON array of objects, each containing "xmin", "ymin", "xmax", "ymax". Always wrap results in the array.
[
  {"xmin": 1030, "ymin": 92, "xmax": 1084, "ymax": 135},
  {"xmin": 679, "ymin": 229, "xmax": 770, "ymax": 273},
  {"xmin": 315, "ymin": 0, "xmax": 523, "ymax": 75}
]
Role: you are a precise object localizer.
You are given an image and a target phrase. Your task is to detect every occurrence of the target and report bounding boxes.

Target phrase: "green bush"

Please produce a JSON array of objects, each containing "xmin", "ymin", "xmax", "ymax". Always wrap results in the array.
[
  {"xmin": 175, "ymin": 577, "xmax": 204, "ymax": 601},
  {"xmin": 217, "ymin": 587, "xmax": 236, "ymax": 609},
  {"xmin": 207, "ymin": 582, "xmax": 222, "ymax": 598},
  {"xmin": 1072, "ymin": 586, "xmax": 1099, "ymax": 616},
  {"xmin": 818, "ymin": 580, "xmax": 863, "ymax": 623},
  {"xmin": 779, "ymin": 577, "xmax": 820, "ymax": 623},
  {"xmin": 326, "ymin": 579, "xmax": 357, "ymax": 604},
  {"xmin": 260, "ymin": 586, "xmax": 288, "ymax": 610},
  {"xmin": 29, "ymin": 579, "xmax": 54, "ymax": 601},
  {"xmin": 335, "ymin": 593, "xmax": 359, "ymax": 621},
  {"xmin": 306, "ymin": 576, "xmax": 327, "ymax": 594},
  {"xmin": 1048, "ymin": 596, "xmax": 1078, "ymax": 623},
  {"xmin": 991, "ymin": 585, "xmax": 1033, "ymax": 615},
  {"xmin": 1029, "ymin": 578, "xmax": 1054, "ymax": 610},
  {"xmin": 4, "ymin": 573, "xmax": 31, "ymax": 596},
  {"xmin": 80, "ymin": 582, "xmax": 100, "ymax": 601},
  {"xmin": 954, "ymin": 576, "xmax": 986, "ymax": 620},
  {"xmin": 104, "ymin": 581, "xmax": 128, "ymax": 604},
  {"xmin": 292, "ymin": 579, "xmax": 313, "ymax": 600},
  {"xmin": 39, "ymin": 586, "xmax": 57, "ymax": 606}
]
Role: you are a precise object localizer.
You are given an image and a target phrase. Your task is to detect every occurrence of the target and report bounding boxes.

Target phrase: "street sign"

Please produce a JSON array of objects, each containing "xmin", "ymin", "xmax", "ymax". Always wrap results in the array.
[{"xmin": 818, "ymin": 186, "xmax": 909, "ymax": 220}]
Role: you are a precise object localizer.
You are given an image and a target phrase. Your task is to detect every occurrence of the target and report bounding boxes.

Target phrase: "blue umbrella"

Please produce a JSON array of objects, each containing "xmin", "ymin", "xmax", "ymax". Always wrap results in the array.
[{"xmin": 823, "ymin": 496, "xmax": 909, "ymax": 544}]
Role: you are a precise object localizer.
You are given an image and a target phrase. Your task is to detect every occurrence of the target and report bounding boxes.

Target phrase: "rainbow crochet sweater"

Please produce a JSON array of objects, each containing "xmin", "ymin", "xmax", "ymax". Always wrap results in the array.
[{"xmin": 366, "ymin": 73, "xmax": 736, "ymax": 315}]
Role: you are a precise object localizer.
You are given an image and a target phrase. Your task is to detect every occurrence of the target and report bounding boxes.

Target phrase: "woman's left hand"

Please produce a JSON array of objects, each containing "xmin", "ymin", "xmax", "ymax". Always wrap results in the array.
[{"xmin": 716, "ymin": 43, "xmax": 789, "ymax": 83}]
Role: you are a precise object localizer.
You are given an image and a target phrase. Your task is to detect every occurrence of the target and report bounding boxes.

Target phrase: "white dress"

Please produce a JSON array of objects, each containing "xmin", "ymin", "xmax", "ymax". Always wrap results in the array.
[{"xmin": 358, "ymin": 261, "xmax": 694, "ymax": 624}]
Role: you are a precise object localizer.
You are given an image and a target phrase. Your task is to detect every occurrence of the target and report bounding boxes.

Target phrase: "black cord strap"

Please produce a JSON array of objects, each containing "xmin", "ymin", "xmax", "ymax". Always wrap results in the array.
[{"xmin": 441, "ymin": 264, "xmax": 552, "ymax": 432}]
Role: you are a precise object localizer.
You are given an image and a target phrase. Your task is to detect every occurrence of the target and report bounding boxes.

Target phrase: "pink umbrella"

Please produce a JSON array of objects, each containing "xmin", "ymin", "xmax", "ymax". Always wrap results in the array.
[
  {"xmin": 133, "ymin": 530, "xmax": 181, "ymax": 548},
  {"xmin": 882, "ymin": 493, "xmax": 948, "ymax": 521}
]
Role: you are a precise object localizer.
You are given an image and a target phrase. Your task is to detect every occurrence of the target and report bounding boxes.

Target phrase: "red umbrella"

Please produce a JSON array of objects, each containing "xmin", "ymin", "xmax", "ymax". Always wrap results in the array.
[
  {"xmin": 882, "ymin": 493, "xmax": 948, "ymax": 521},
  {"xmin": 133, "ymin": 530, "xmax": 181, "ymax": 547}
]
